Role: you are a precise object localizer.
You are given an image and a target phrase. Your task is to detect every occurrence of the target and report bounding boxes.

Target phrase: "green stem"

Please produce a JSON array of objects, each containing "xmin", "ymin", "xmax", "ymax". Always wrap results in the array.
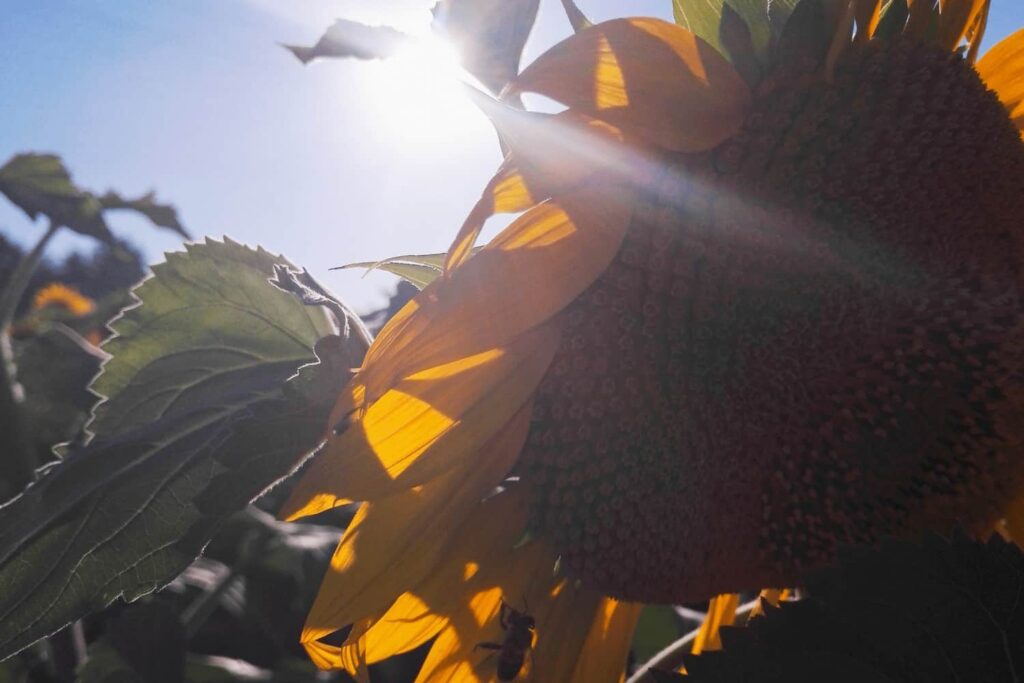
[
  {"xmin": 0, "ymin": 221, "xmax": 60, "ymax": 495},
  {"xmin": 0, "ymin": 221, "xmax": 59, "ymax": 329}
]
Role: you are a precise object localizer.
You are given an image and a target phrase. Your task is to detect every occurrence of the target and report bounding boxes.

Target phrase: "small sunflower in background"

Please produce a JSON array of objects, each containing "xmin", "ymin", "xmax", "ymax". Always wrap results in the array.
[
  {"xmin": 32, "ymin": 282, "xmax": 96, "ymax": 318},
  {"xmin": 282, "ymin": 1, "xmax": 1024, "ymax": 680}
]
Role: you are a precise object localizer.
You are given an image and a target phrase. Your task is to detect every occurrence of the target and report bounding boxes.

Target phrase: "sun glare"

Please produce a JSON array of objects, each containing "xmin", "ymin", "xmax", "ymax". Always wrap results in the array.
[{"xmin": 356, "ymin": 34, "xmax": 491, "ymax": 152}]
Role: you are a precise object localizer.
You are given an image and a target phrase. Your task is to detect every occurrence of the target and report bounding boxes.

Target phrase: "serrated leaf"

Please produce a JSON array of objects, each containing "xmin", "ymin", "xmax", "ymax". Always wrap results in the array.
[
  {"xmin": 0, "ymin": 239, "xmax": 367, "ymax": 662},
  {"xmin": 89, "ymin": 237, "xmax": 334, "ymax": 434},
  {"xmin": 685, "ymin": 534, "xmax": 1024, "ymax": 682}
]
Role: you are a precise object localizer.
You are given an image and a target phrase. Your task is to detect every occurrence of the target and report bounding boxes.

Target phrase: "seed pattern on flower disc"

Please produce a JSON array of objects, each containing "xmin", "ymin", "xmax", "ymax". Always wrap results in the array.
[{"xmin": 516, "ymin": 41, "xmax": 1024, "ymax": 603}]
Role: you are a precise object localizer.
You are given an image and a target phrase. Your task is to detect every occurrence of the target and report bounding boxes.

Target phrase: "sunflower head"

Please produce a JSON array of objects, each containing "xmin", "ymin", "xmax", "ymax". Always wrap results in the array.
[
  {"xmin": 32, "ymin": 283, "xmax": 95, "ymax": 317},
  {"xmin": 284, "ymin": 1, "xmax": 1024, "ymax": 679}
]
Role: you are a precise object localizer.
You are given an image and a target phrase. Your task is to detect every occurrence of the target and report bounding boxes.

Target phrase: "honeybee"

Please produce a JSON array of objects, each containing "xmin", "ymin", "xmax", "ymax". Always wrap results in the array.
[{"xmin": 474, "ymin": 598, "xmax": 536, "ymax": 681}]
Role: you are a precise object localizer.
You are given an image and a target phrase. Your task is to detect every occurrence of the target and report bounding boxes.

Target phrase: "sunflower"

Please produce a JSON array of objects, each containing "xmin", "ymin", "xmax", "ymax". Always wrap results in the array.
[
  {"xmin": 281, "ymin": 1, "xmax": 1024, "ymax": 680},
  {"xmin": 32, "ymin": 283, "xmax": 95, "ymax": 317}
]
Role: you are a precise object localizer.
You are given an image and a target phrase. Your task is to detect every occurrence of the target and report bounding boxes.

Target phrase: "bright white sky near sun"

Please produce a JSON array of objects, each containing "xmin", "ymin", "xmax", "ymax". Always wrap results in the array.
[{"xmin": 2, "ymin": 0, "xmax": 1023, "ymax": 313}]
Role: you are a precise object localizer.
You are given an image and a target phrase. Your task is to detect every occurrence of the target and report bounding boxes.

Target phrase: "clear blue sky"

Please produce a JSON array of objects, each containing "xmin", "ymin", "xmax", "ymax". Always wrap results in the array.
[{"xmin": 2, "ymin": 0, "xmax": 1022, "ymax": 313}]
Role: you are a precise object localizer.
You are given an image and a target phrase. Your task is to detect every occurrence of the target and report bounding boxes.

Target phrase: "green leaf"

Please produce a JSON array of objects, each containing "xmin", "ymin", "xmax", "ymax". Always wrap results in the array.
[
  {"xmin": 89, "ymin": 238, "xmax": 334, "ymax": 434},
  {"xmin": 282, "ymin": 19, "xmax": 409, "ymax": 64},
  {"xmin": 0, "ymin": 153, "xmax": 188, "ymax": 243},
  {"xmin": 0, "ymin": 154, "xmax": 81, "ymax": 221},
  {"xmin": 0, "ymin": 238, "xmax": 367, "ymax": 662},
  {"xmin": 773, "ymin": 0, "xmax": 844, "ymax": 68},
  {"xmin": 97, "ymin": 191, "xmax": 189, "ymax": 239},
  {"xmin": 671, "ymin": 0, "xmax": 802, "ymax": 85},
  {"xmin": 684, "ymin": 534, "xmax": 1024, "ymax": 682},
  {"xmin": 631, "ymin": 606, "xmax": 686, "ymax": 664},
  {"xmin": 337, "ymin": 249, "xmax": 482, "ymax": 290},
  {"xmin": 0, "ymin": 154, "xmax": 112, "ymax": 242},
  {"xmin": 430, "ymin": 0, "xmax": 540, "ymax": 94}
]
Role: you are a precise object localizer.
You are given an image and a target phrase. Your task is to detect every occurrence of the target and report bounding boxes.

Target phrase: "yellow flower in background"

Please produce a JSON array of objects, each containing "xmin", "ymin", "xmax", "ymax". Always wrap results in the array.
[
  {"xmin": 282, "ymin": 1, "xmax": 1024, "ymax": 680},
  {"xmin": 32, "ymin": 283, "xmax": 95, "ymax": 317}
]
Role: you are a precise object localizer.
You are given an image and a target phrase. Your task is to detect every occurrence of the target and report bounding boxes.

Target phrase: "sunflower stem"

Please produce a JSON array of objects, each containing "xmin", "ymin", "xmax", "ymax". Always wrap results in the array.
[
  {"xmin": 625, "ymin": 597, "xmax": 762, "ymax": 683},
  {"xmin": 0, "ymin": 221, "xmax": 61, "ymax": 496}
]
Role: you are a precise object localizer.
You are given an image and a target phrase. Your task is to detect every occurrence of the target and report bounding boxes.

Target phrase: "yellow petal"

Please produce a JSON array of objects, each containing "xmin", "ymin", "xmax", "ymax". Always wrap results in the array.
[
  {"xmin": 342, "ymin": 487, "xmax": 534, "ymax": 670},
  {"xmin": 977, "ymin": 28, "xmax": 1024, "ymax": 134},
  {"xmin": 937, "ymin": 0, "xmax": 987, "ymax": 50},
  {"xmin": 965, "ymin": 0, "xmax": 989, "ymax": 63},
  {"xmin": 362, "ymin": 185, "xmax": 633, "ymax": 399},
  {"xmin": 413, "ymin": 541, "xmax": 604, "ymax": 683},
  {"xmin": 445, "ymin": 160, "xmax": 539, "ymax": 273},
  {"xmin": 279, "ymin": 322, "xmax": 557, "ymax": 515},
  {"xmin": 511, "ymin": 18, "xmax": 750, "ymax": 152},
  {"xmin": 691, "ymin": 593, "xmax": 740, "ymax": 655},
  {"xmin": 748, "ymin": 588, "xmax": 791, "ymax": 618},
  {"xmin": 853, "ymin": 0, "xmax": 882, "ymax": 43},
  {"xmin": 568, "ymin": 599, "xmax": 643, "ymax": 683},
  {"xmin": 299, "ymin": 412, "xmax": 531, "ymax": 652}
]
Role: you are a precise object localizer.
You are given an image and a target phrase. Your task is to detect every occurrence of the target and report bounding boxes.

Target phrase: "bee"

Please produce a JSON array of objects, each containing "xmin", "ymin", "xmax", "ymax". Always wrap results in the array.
[{"xmin": 474, "ymin": 598, "xmax": 536, "ymax": 681}]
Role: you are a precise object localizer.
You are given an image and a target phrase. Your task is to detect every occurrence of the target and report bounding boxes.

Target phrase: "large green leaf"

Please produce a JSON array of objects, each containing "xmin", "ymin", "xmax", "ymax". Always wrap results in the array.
[
  {"xmin": 679, "ymin": 534, "xmax": 1024, "ymax": 682},
  {"xmin": 0, "ymin": 238, "xmax": 367, "ymax": 661}
]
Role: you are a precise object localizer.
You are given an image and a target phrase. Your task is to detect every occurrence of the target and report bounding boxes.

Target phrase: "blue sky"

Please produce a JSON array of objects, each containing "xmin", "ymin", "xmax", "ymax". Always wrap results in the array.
[{"xmin": 2, "ymin": 0, "xmax": 1022, "ymax": 313}]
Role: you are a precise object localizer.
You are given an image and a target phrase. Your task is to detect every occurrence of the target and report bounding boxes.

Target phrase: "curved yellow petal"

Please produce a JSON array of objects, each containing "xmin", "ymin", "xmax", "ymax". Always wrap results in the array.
[
  {"xmin": 413, "ymin": 542, "xmax": 604, "ymax": 683},
  {"xmin": 691, "ymin": 593, "xmax": 740, "ymax": 655},
  {"xmin": 280, "ymin": 321, "xmax": 558, "ymax": 516},
  {"xmin": 568, "ymin": 599, "xmax": 643, "ymax": 683},
  {"xmin": 299, "ymin": 411, "xmax": 531, "ymax": 652},
  {"xmin": 362, "ymin": 185, "xmax": 633, "ymax": 400},
  {"xmin": 445, "ymin": 160, "xmax": 539, "ymax": 273},
  {"xmin": 341, "ymin": 487, "xmax": 534, "ymax": 670},
  {"xmin": 511, "ymin": 17, "xmax": 750, "ymax": 152},
  {"xmin": 977, "ymin": 28, "xmax": 1024, "ymax": 135}
]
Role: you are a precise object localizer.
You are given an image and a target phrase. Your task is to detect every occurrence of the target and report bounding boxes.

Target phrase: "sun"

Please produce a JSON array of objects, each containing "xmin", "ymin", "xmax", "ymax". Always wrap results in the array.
[{"xmin": 355, "ymin": 33, "xmax": 493, "ymax": 153}]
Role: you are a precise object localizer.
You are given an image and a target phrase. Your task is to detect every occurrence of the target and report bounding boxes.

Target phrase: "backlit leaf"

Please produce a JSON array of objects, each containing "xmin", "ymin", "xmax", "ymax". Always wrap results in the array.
[
  {"xmin": 337, "ymin": 250, "xmax": 480, "ymax": 290},
  {"xmin": 97, "ymin": 191, "xmax": 188, "ymax": 239},
  {"xmin": 282, "ymin": 19, "xmax": 409, "ymax": 64},
  {"xmin": 0, "ymin": 239, "xmax": 367, "ymax": 662},
  {"xmin": 0, "ymin": 153, "xmax": 187, "ymax": 243}
]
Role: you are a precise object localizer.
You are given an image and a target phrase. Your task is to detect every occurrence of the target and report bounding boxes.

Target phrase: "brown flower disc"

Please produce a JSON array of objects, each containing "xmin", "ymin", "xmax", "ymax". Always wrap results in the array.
[{"xmin": 516, "ymin": 40, "xmax": 1024, "ymax": 603}]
